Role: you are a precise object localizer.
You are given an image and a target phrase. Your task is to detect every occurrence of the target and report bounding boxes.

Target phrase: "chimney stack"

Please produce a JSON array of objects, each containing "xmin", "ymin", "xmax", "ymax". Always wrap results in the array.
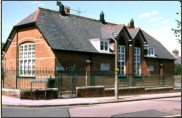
[
  {"xmin": 100, "ymin": 11, "xmax": 106, "ymax": 24},
  {"xmin": 130, "ymin": 18, "xmax": 135, "ymax": 28},
  {"xmin": 59, "ymin": 3, "xmax": 66, "ymax": 16},
  {"xmin": 172, "ymin": 49, "xmax": 179, "ymax": 58}
]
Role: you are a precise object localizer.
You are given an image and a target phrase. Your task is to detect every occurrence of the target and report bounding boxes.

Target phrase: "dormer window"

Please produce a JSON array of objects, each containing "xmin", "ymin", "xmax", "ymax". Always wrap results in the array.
[
  {"xmin": 100, "ymin": 41, "xmax": 109, "ymax": 52},
  {"xmin": 148, "ymin": 47, "xmax": 155, "ymax": 56}
]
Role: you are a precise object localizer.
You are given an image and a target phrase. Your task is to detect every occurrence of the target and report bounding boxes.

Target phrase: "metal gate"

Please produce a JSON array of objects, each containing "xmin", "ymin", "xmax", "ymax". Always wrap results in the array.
[{"xmin": 56, "ymin": 65, "xmax": 77, "ymax": 98}]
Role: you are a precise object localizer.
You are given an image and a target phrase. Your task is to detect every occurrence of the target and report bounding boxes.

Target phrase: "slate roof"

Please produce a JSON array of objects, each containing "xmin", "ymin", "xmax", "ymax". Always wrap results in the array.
[
  {"xmin": 36, "ymin": 9, "xmax": 105, "ymax": 53},
  {"xmin": 127, "ymin": 28, "xmax": 140, "ymax": 39},
  {"xmin": 15, "ymin": 10, "xmax": 37, "ymax": 26},
  {"xmin": 3, "ymin": 7, "xmax": 176, "ymax": 60},
  {"xmin": 142, "ymin": 30, "xmax": 175, "ymax": 60},
  {"xmin": 101, "ymin": 24, "xmax": 125, "ymax": 39}
]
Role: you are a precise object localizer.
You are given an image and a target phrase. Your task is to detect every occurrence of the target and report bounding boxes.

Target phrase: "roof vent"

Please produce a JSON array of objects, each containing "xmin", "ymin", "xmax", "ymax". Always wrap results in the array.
[{"xmin": 100, "ymin": 11, "xmax": 106, "ymax": 24}]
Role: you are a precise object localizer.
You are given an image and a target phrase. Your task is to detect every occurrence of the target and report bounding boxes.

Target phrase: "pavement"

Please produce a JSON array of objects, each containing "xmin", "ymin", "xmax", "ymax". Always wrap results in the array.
[{"xmin": 2, "ymin": 92, "xmax": 181, "ymax": 107}]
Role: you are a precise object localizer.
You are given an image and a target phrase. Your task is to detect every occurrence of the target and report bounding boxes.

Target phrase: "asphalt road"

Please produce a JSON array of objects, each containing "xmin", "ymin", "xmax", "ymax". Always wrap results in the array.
[
  {"xmin": 2, "ymin": 97, "xmax": 181, "ymax": 117},
  {"xmin": 2, "ymin": 107, "xmax": 70, "ymax": 117}
]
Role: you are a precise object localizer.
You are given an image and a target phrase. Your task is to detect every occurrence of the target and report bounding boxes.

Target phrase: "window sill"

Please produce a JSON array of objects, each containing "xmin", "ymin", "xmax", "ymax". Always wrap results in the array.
[
  {"xmin": 18, "ymin": 76, "xmax": 36, "ymax": 79},
  {"xmin": 144, "ymin": 55, "xmax": 157, "ymax": 58}
]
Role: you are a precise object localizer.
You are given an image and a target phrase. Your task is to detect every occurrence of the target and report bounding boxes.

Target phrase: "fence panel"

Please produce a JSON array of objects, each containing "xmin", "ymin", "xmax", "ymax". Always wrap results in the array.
[{"xmin": 2, "ymin": 69, "xmax": 175, "ymax": 91}]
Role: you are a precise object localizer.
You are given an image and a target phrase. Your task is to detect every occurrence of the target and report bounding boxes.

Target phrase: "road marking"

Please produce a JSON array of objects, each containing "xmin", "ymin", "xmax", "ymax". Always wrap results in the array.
[{"xmin": 164, "ymin": 114, "xmax": 181, "ymax": 117}]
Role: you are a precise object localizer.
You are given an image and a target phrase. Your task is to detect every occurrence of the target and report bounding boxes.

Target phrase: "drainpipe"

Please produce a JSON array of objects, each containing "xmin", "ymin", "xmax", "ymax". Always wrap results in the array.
[{"xmin": 16, "ymin": 29, "xmax": 18, "ymax": 89}]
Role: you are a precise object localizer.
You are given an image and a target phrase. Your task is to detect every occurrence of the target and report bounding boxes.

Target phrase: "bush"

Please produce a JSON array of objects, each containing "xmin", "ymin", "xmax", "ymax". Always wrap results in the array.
[{"xmin": 174, "ymin": 63, "xmax": 181, "ymax": 75}]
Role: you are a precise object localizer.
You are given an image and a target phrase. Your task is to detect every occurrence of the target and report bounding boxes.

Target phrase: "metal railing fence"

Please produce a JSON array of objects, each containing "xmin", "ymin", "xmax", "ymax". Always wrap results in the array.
[{"xmin": 2, "ymin": 69, "xmax": 174, "ymax": 91}]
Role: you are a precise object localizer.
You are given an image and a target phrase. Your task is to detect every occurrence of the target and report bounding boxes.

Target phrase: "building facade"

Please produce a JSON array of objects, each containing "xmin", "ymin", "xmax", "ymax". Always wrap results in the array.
[{"xmin": 2, "ymin": 4, "xmax": 175, "ymax": 88}]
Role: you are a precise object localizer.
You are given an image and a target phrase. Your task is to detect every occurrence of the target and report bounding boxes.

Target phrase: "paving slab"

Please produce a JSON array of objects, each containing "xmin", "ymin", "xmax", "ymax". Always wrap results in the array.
[{"xmin": 2, "ymin": 92, "xmax": 181, "ymax": 107}]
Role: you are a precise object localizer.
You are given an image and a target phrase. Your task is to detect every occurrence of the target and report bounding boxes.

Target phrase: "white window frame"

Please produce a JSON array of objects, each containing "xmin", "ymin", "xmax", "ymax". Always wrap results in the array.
[
  {"xmin": 100, "ymin": 40, "xmax": 109, "ymax": 52},
  {"xmin": 148, "ymin": 65, "xmax": 154, "ymax": 71},
  {"xmin": 148, "ymin": 47, "xmax": 155, "ymax": 56},
  {"xmin": 134, "ymin": 47, "xmax": 141, "ymax": 76},
  {"xmin": 19, "ymin": 43, "xmax": 35, "ymax": 77},
  {"xmin": 118, "ymin": 45, "xmax": 125, "ymax": 75}
]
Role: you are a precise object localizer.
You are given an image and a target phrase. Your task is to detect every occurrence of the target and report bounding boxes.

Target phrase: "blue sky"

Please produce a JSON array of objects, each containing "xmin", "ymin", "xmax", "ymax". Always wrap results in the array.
[{"xmin": 2, "ymin": 1, "xmax": 181, "ymax": 56}]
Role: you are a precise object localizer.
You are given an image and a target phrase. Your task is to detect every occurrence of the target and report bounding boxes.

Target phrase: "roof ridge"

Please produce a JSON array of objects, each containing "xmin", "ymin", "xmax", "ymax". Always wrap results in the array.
[
  {"xmin": 142, "ymin": 30, "xmax": 160, "ymax": 42},
  {"xmin": 34, "ymin": 9, "xmax": 41, "ymax": 22},
  {"xmin": 101, "ymin": 24, "xmax": 125, "ymax": 29},
  {"xmin": 14, "ymin": 10, "xmax": 37, "ymax": 26},
  {"xmin": 38, "ymin": 7, "xmax": 116, "ymax": 25},
  {"xmin": 127, "ymin": 27, "xmax": 140, "ymax": 30}
]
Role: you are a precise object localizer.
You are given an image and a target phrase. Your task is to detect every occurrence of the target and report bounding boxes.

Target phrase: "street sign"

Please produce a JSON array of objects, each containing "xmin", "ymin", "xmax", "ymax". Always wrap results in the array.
[{"xmin": 115, "ymin": 68, "xmax": 119, "ymax": 71}]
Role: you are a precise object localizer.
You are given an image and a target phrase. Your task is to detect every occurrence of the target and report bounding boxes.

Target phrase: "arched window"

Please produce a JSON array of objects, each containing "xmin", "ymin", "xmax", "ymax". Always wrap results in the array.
[{"xmin": 19, "ymin": 43, "xmax": 35, "ymax": 77}]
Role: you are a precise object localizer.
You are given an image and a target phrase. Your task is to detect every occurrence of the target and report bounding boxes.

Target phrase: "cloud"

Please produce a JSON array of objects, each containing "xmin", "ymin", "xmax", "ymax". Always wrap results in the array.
[
  {"xmin": 162, "ymin": 20, "xmax": 169, "ymax": 25},
  {"xmin": 151, "ymin": 11, "xmax": 157, "ymax": 15},
  {"xmin": 145, "ymin": 30, "xmax": 181, "ymax": 56},
  {"xmin": 38, "ymin": 3, "xmax": 45, "ymax": 6},
  {"xmin": 139, "ymin": 11, "xmax": 157, "ymax": 18},
  {"xmin": 159, "ymin": 26, "xmax": 170, "ymax": 31},
  {"xmin": 149, "ymin": 17, "xmax": 164, "ymax": 22},
  {"xmin": 29, "ymin": 1, "xmax": 39, "ymax": 4},
  {"xmin": 28, "ymin": 1, "xmax": 45, "ymax": 6}
]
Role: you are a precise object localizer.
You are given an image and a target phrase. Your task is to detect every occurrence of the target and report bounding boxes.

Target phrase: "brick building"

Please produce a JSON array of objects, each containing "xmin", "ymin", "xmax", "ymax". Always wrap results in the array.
[{"xmin": 2, "ymin": 4, "xmax": 175, "ymax": 88}]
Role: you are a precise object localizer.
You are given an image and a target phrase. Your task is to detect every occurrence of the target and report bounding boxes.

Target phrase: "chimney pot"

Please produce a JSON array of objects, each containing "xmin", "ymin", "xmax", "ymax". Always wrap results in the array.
[
  {"xmin": 127, "ymin": 23, "xmax": 130, "ymax": 28},
  {"xmin": 64, "ymin": 6, "xmax": 70, "ymax": 14}
]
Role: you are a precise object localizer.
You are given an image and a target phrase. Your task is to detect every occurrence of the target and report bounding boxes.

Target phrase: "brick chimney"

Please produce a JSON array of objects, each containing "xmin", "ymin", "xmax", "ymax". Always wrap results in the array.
[
  {"xmin": 127, "ymin": 23, "xmax": 130, "ymax": 28},
  {"xmin": 64, "ymin": 6, "xmax": 70, "ymax": 14},
  {"xmin": 172, "ymin": 49, "xmax": 179, "ymax": 58}
]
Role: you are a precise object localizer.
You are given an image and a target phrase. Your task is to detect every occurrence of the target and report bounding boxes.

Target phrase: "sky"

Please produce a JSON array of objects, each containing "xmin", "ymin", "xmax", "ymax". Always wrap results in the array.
[{"xmin": 2, "ymin": 1, "xmax": 181, "ymax": 56}]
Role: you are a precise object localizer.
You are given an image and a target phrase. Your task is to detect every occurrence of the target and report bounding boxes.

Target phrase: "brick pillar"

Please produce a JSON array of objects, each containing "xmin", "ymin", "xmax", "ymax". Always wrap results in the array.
[{"xmin": 128, "ymin": 44, "xmax": 134, "ymax": 86}]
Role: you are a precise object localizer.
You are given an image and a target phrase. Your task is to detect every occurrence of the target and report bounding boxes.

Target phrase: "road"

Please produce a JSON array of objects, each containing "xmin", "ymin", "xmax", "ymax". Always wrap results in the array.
[{"xmin": 2, "ymin": 97, "xmax": 181, "ymax": 117}]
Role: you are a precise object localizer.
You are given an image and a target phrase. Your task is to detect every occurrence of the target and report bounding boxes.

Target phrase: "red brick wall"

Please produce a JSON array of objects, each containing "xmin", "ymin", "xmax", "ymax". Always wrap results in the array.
[
  {"xmin": 4, "ymin": 26, "xmax": 56, "ymax": 70},
  {"xmin": 141, "ymin": 58, "xmax": 174, "ymax": 76},
  {"xmin": 4, "ymin": 26, "xmax": 56, "ymax": 88}
]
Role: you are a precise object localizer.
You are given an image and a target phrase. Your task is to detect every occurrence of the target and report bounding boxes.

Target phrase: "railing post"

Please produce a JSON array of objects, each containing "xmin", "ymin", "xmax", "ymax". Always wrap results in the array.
[{"xmin": 16, "ymin": 69, "xmax": 18, "ymax": 89}]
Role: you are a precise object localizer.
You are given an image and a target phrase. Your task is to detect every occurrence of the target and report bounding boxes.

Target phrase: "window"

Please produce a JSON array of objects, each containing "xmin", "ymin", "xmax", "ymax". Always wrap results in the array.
[
  {"xmin": 118, "ymin": 45, "xmax": 125, "ymax": 75},
  {"xmin": 100, "ymin": 41, "xmax": 109, "ymax": 52},
  {"xmin": 101, "ymin": 63, "xmax": 110, "ymax": 71},
  {"xmin": 148, "ymin": 47, "xmax": 155, "ymax": 56},
  {"xmin": 134, "ymin": 47, "xmax": 141, "ymax": 75},
  {"xmin": 148, "ymin": 65, "xmax": 154, "ymax": 71},
  {"xmin": 19, "ymin": 43, "xmax": 35, "ymax": 77}
]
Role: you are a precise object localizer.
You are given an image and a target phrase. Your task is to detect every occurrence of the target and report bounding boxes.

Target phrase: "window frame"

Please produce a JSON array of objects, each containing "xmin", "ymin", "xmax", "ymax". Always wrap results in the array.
[
  {"xmin": 148, "ymin": 65, "xmax": 154, "ymax": 72},
  {"xmin": 134, "ymin": 47, "xmax": 141, "ymax": 76},
  {"xmin": 148, "ymin": 47, "xmax": 155, "ymax": 56},
  {"xmin": 118, "ymin": 45, "xmax": 125, "ymax": 76},
  {"xmin": 100, "ymin": 40, "xmax": 109, "ymax": 52},
  {"xmin": 19, "ymin": 43, "xmax": 35, "ymax": 77}
]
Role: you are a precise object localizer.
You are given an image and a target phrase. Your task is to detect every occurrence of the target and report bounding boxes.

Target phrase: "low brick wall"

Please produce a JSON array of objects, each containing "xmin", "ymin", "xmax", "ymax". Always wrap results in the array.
[
  {"xmin": 76, "ymin": 86, "xmax": 104, "ymax": 97},
  {"xmin": 103, "ymin": 86, "xmax": 145, "ymax": 97},
  {"xmin": 2, "ymin": 88, "xmax": 21, "ymax": 98},
  {"xmin": 76, "ymin": 86, "xmax": 181, "ymax": 97},
  {"xmin": 145, "ymin": 87, "xmax": 174, "ymax": 94},
  {"xmin": 2, "ymin": 88, "xmax": 59, "ymax": 100}
]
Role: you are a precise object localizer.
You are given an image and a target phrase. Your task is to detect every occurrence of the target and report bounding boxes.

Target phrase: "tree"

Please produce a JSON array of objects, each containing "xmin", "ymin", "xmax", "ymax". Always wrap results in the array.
[
  {"xmin": 171, "ymin": 2, "xmax": 181, "ymax": 44},
  {"xmin": 2, "ymin": 42, "xmax": 5, "ymax": 49},
  {"xmin": 174, "ymin": 63, "xmax": 181, "ymax": 75}
]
